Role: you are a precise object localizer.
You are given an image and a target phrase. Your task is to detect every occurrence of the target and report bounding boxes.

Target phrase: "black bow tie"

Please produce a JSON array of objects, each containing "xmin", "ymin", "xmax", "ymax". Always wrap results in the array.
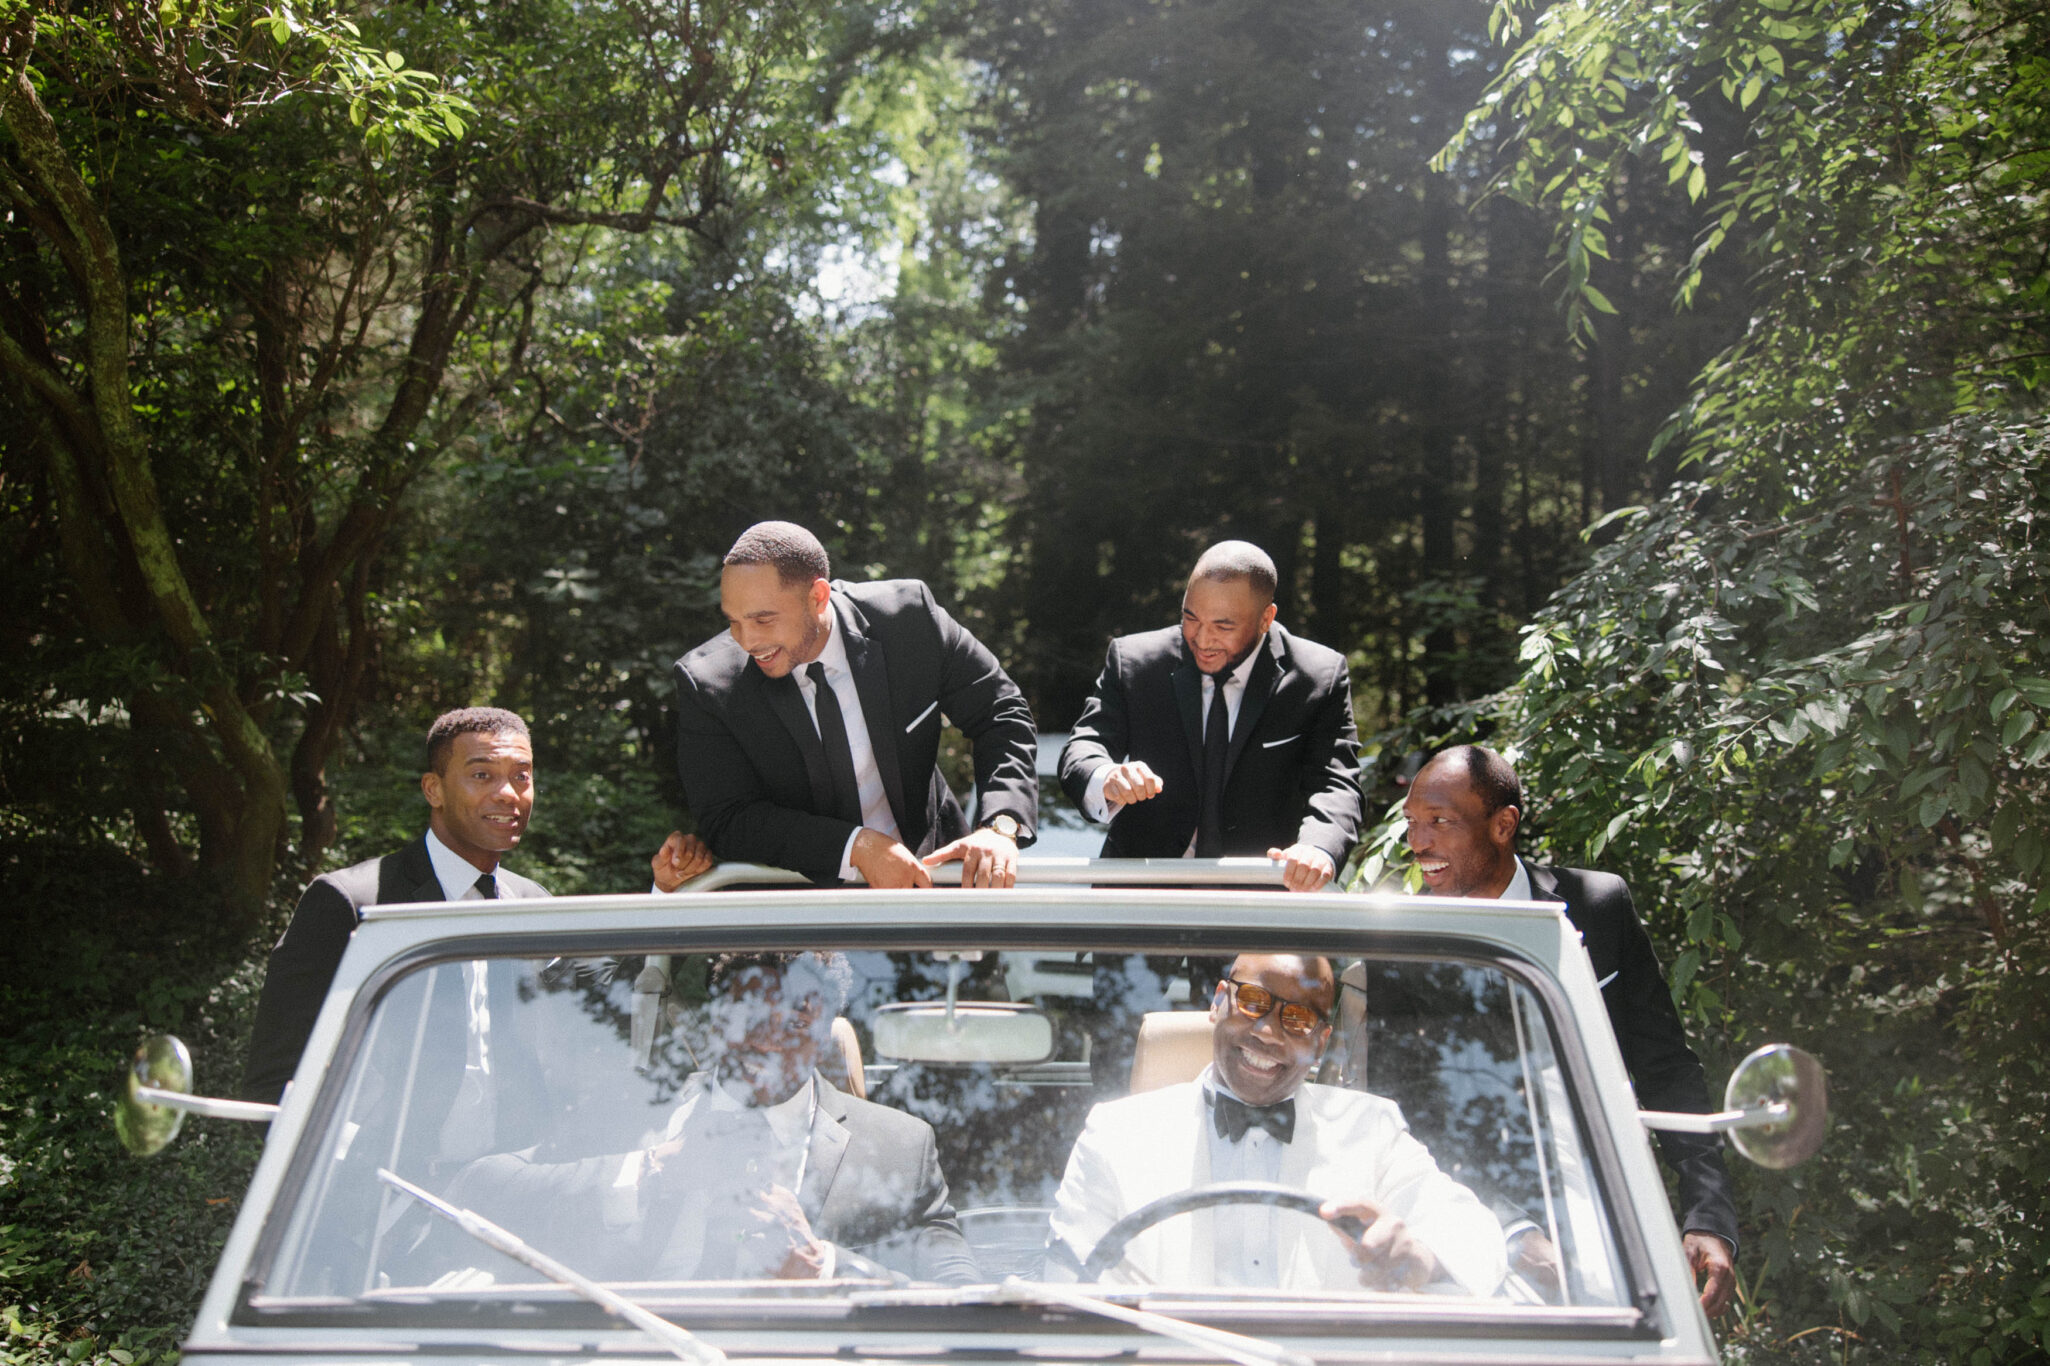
[{"xmin": 1211, "ymin": 1090, "xmax": 1295, "ymax": 1144}]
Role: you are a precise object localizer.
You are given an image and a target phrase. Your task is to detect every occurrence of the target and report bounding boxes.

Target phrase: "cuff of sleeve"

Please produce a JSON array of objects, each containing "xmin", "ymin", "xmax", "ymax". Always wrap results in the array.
[
  {"xmin": 839, "ymin": 829, "xmax": 860, "ymax": 882},
  {"xmin": 1083, "ymin": 767, "xmax": 1120, "ymax": 824}
]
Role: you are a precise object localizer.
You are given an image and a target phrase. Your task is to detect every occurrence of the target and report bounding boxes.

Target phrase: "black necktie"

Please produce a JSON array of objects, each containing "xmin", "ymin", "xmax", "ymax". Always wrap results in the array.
[
  {"xmin": 474, "ymin": 870, "xmax": 498, "ymax": 900},
  {"xmin": 1196, "ymin": 676, "xmax": 1230, "ymax": 857},
  {"xmin": 807, "ymin": 662, "xmax": 864, "ymax": 825},
  {"xmin": 1212, "ymin": 1090, "xmax": 1295, "ymax": 1144}
]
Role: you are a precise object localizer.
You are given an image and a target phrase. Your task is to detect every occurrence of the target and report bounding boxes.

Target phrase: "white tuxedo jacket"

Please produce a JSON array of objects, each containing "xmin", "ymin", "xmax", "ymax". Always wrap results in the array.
[{"xmin": 1047, "ymin": 1080, "xmax": 1505, "ymax": 1295}]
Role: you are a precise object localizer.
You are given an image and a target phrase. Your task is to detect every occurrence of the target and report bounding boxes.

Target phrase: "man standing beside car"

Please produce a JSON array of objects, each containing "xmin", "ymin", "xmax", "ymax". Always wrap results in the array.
[
  {"xmin": 666, "ymin": 521, "xmax": 1038, "ymax": 888},
  {"xmin": 1402, "ymin": 744, "xmax": 1741, "ymax": 1316},
  {"xmin": 1058, "ymin": 540, "xmax": 1363, "ymax": 890},
  {"xmin": 243, "ymin": 708, "xmax": 561, "ymax": 1104}
]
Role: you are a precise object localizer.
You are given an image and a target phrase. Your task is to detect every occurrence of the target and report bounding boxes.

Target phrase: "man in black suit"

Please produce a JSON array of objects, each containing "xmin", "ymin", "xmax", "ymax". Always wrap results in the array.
[
  {"xmin": 1058, "ymin": 541, "xmax": 1362, "ymax": 891},
  {"xmin": 1403, "ymin": 744, "xmax": 1741, "ymax": 1315},
  {"xmin": 446, "ymin": 952, "xmax": 980, "ymax": 1285},
  {"xmin": 668, "ymin": 521, "xmax": 1037, "ymax": 888},
  {"xmin": 241, "ymin": 707, "xmax": 557, "ymax": 1103}
]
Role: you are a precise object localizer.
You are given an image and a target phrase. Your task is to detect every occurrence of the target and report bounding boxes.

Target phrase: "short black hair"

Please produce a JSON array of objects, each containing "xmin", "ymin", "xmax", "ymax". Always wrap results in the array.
[
  {"xmin": 1434, "ymin": 743, "xmax": 1523, "ymax": 817},
  {"xmin": 425, "ymin": 707, "xmax": 530, "ymax": 773},
  {"xmin": 1190, "ymin": 540, "xmax": 1278, "ymax": 608},
  {"xmin": 724, "ymin": 521, "xmax": 830, "ymax": 587},
  {"xmin": 705, "ymin": 951, "xmax": 852, "ymax": 1013}
]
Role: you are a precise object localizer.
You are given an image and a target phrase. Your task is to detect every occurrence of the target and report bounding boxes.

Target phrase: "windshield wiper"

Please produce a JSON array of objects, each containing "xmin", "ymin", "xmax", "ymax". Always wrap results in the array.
[
  {"xmin": 376, "ymin": 1169, "xmax": 725, "ymax": 1366},
  {"xmin": 848, "ymin": 1279, "xmax": 1312, "ymax": 1366}
]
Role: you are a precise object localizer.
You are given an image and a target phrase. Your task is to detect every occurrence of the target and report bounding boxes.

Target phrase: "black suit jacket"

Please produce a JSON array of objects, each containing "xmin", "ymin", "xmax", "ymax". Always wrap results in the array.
[
  {"xmin": 1057, "ymin": 624, "xmax": 1363, "ymax": 868},
  {"xmin": 447, "ymin": 1076, "xmax": 981, "ymax": 1286},
  {"xmin": 673, "ymin": 579, "xmax": 1038, "ymax": 882},
  {"xmin": 241, "ymin": 835, "xmax": 549, "ymax": 1103},
  {"xmin": 1528, "ymin": 864, "xmax": 1740, "ymax": 1251}
]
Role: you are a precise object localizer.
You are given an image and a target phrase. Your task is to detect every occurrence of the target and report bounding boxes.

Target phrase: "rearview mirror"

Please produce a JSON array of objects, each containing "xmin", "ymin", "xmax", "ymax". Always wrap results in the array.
[{"xmin": 870, "ymin": 1002, "xmax": 1055, "ymax": 1064}]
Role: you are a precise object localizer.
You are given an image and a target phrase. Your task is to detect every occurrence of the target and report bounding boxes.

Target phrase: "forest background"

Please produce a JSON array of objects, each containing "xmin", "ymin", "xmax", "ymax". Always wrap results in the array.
[{"xmin": 2, "ymin": 0, "xmax": 2046, "ymax": 1360}]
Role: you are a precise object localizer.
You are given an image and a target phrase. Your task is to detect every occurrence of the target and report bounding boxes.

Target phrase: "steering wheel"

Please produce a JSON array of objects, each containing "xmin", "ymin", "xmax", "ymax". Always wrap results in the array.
[{"xmin": 1079, "ymin": 1181, "xmax": 1367, "ymax": 1281}]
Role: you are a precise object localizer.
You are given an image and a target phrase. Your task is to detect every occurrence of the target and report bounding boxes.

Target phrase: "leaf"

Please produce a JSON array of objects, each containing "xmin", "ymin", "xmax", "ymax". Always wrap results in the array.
[
  {"xmin": 1581, "ymin": 282, "xmax": 1619, "ymax": 314},
  {"xmin": 2002, "ymin": 708, "xmax": 2037, "ymax": 747},
  {"xmin": 1686, "ymin": 163, "xmax": 1707, "ymax": 200}
]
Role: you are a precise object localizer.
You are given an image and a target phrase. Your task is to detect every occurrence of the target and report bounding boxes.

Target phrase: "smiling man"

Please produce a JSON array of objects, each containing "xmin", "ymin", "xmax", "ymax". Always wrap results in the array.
[
  {"xmin": 241, "ymin": 707, "xmax": 549, "ymax": 1104},
  {"xmin": 667, "ymin": 522, "xmax": 1037, "ymax": 888},
  {"xmin": 1403, "ymin": 744, "xmax": 1741, "ymax": 1316},
  {"xmin": 1058, "ymin": 542, "xmax": 1362, "ymax": 891},
  {"xmin": 1047, "ymin": 953, "xmax": 1504, "ymax": 1293}
]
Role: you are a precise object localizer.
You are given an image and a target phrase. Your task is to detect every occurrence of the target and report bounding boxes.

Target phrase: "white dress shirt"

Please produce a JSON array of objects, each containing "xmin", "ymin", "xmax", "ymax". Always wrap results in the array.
[
  {"xmin": 1196, "ymin": 1065, "xmax": 1293, "ymax": 1286},
  {"xmin": 425, "ymin": 828, "xmax": 502, "ymax": 1158},
  {"xmin": 794, "ymin": 606, "xmax": 902, "ymax": 878},
  {"xmin": 1083, "ymin": 646, "xmax": 1261, "ymax": 845}
]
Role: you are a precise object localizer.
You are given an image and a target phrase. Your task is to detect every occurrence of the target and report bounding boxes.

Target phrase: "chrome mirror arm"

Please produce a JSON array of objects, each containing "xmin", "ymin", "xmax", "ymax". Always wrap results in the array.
[{"xmin": 133, "ymin": 1085, "xmax": 278, "ymax": 1123}]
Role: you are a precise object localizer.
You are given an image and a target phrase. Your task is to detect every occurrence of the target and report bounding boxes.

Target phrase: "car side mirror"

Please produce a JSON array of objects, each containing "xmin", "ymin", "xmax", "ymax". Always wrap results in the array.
[
  {"xmin": 114, "ymin": 1033, "xmax": 281, "ymax": 1157},
  {"xmin": 1638, "ymin": 1042, "xmax": 1828, "ymax": 1169}
]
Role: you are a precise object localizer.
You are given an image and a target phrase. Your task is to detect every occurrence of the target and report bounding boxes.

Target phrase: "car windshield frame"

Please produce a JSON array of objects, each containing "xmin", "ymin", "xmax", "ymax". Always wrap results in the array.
[{"xmin": 228, "ymin": 889, "xmax": 1674, "ymax": 1344}]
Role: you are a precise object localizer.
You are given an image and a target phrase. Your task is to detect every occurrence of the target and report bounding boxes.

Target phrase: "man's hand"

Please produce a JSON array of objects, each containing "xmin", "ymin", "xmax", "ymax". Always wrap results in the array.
[
  {"xmin": 1321, "ymin": 1198, "xmax": 1439, "ymax": 1291},
  {"xmin": 651, "ymin": 831, "xmax": 716, "ymax": 892},
  {"xmin": 1685, "ymin": 1230, "xmax": 1735, "ymax": 1316},
  {"xmin": 743, "ymin": 1184, "xmax": 829, "ymax": 1280},
  {"xmin": 1101, "ymin": 761, "xmax": 1164, "ymax": 806},
  {"xmin": 923, "ymin": 825, "xmax": 1019, "ymax": 888},
  {"xmin": 1266, "ymin": 843, "xmax": 1337, "ymax": 892},
  {"xmin": 1508, "ymin": 1227, "xmax": 1563, "ymax": 1296},
  {"xmin": 851, "ymin": 828, "xmax": 933, "ymax": 888}
]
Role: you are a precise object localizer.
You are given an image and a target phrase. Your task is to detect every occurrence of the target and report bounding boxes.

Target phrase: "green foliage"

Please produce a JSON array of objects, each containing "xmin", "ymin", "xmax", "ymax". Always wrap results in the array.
[
  {"xmin": 1376, "ymin": 0, "xmax": 2050, "ymax": 1354},
  {"xmin": 0, "ymin": 840, "xmax": 265, "ymax": 1366}
]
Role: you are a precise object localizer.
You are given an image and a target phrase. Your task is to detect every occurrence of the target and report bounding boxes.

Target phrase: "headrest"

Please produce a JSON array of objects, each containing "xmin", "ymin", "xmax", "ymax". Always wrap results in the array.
[
  {"xmin": 823, "ymin": 1016, "xmax": 866, "ymax": 1100},
  {"xmin": 1128, "ymin": 1011, "xmax": 1214, "ymax": 1093}
]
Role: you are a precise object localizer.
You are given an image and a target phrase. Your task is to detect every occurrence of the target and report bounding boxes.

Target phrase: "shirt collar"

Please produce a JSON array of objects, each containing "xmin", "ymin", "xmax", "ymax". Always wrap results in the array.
[
  {"xmin": 1500, "ymin": 857, "xmax": 1535, "ymax": 903},
  {"xmin": 802, "ymin": 595, "xmax": 852, "ymax": 683},
  {"xmin": 698, "ymin": 1070, "xmax": 818, "ymax": 1147},
  {"xmin": 424, "ymin": 827, "xmax": 495, "ymax": 900}
]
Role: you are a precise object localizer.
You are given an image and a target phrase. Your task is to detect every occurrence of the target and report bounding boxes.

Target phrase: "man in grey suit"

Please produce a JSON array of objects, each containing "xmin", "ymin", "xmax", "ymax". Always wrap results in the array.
[
  {"xmin": 241, "ymin": 707, "xmax": 551, "ymax": 1103},
  {"xmin": 446, "ymin": 952, "xmax": 981, "ymax": 1285},
  {"xmin": 1059, "ymin": 541, "xmax": 1363, "ymax": 891},
  {"xmin": 669, "ymin": 522, "xmax": 1037, "ymax": 888}
]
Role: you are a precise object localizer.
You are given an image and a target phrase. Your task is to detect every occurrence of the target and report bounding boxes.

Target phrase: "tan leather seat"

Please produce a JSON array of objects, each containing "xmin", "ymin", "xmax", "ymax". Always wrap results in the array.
[
  {"xmin": 822, "ymin": 1016, "xmax": 866, "ymax": 1099},
  {"xmin": 1128, "ymin": 1011, "xmax": 1214, "ymax": 1093}
]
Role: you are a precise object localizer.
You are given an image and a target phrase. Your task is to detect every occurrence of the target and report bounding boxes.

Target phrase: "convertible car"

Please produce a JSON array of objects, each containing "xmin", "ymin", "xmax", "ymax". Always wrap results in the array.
[{"xmin": 119, "ymin": 859, "xmax": 1825, "ymax": 1366}]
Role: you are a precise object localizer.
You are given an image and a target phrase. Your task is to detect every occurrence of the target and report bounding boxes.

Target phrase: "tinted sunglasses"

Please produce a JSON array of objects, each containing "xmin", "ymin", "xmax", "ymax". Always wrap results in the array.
[{"xmin": 1221, "ymin": 978, "xmax": 1326, "ymax": 1037}]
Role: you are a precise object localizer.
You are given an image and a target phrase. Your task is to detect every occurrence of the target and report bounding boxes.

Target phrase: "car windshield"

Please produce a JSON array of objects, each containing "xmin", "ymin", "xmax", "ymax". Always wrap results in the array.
[{"xmin": 257, "ymin": 930, "xmax": 1633, "ymax": 1325}]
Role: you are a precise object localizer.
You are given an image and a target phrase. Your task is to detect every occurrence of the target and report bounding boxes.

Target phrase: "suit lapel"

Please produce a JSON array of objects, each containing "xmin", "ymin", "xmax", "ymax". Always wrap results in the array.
[
  {"xmin": 836, "ymin": 594, "xmax": 911, "ymax": 834},
  {"xmin": 757, "ymin": 667, "xmax": 838, "ymax": 817},
  {"xmin": 1171, "ymin": 652, "xmax": 1205, "ymax": 775},
  {"xmin": 1223, "ymin": 632, "xmax": 1286, "ymax": 785},
  {"xmin": 801, "ymin": 1079, "xmax": 854, "ymax": 1227},
  {"xmin": 382, "ymin": 835, "xmax": 444, "ymax": 905}
]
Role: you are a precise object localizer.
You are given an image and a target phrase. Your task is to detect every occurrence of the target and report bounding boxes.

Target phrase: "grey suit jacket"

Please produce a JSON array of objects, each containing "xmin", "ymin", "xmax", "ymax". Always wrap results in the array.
[
  {"xmin": 447, "ymin": 1076, "xmax": 981, "ymax": 1286},
  {"xmin": 241, "ymin": 835, "xmax": 548, "ymax": 1102},
  {"xmin": 1058, "ymin": 623, "xmax": 1363, "ymax": 869},
  {"xmin": 673, "ymin": 579, "xmax": 1038, "ymax": 882}
]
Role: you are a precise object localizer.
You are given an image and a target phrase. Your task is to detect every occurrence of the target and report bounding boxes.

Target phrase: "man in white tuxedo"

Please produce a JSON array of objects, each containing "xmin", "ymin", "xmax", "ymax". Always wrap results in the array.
[{"xmin": 1046, "ymin": 954, "xmax": 1504, "ymax": 1295}]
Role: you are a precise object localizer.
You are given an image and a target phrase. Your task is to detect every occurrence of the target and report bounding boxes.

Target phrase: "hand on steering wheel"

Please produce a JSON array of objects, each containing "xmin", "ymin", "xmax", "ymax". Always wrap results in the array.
[{"xmin": 1077, "ymin": 1181, "xmax": 1432, "ymax": 1288}]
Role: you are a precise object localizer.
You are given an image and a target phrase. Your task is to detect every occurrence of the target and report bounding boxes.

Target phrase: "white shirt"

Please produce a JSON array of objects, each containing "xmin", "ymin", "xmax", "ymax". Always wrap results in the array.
[
  {"xmin": 425, "ymin": 827, "xmax": 499, "ymax": 900},
  {"xmin": 1501, "ymin": 857, "xmax": 1536, "ymax": 904},
  {"xmin": 1197, "ymin": 1065, "xmax": 1290, "ymax": 1286},
  {"xmin": 424, "ymin": 828, "xmax": 500, "ymax": 1158},
  {"xmin": 1082, "ymin": 645, "xmax": 1262, "ymax": 841},
  {"xmin": 794, "ymin": 605, "xmax": 902, "ymax": 878}
]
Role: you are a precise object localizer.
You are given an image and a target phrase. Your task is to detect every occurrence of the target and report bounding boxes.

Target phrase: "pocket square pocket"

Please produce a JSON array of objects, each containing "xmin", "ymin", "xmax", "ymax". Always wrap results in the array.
[
  {"xmin": 1260, "ymin": 734, "xmax": 1302, "ymax": 749},
  {"xmin": 904, "ymin": 701, "xmax": 939, "ymax": 734}
]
